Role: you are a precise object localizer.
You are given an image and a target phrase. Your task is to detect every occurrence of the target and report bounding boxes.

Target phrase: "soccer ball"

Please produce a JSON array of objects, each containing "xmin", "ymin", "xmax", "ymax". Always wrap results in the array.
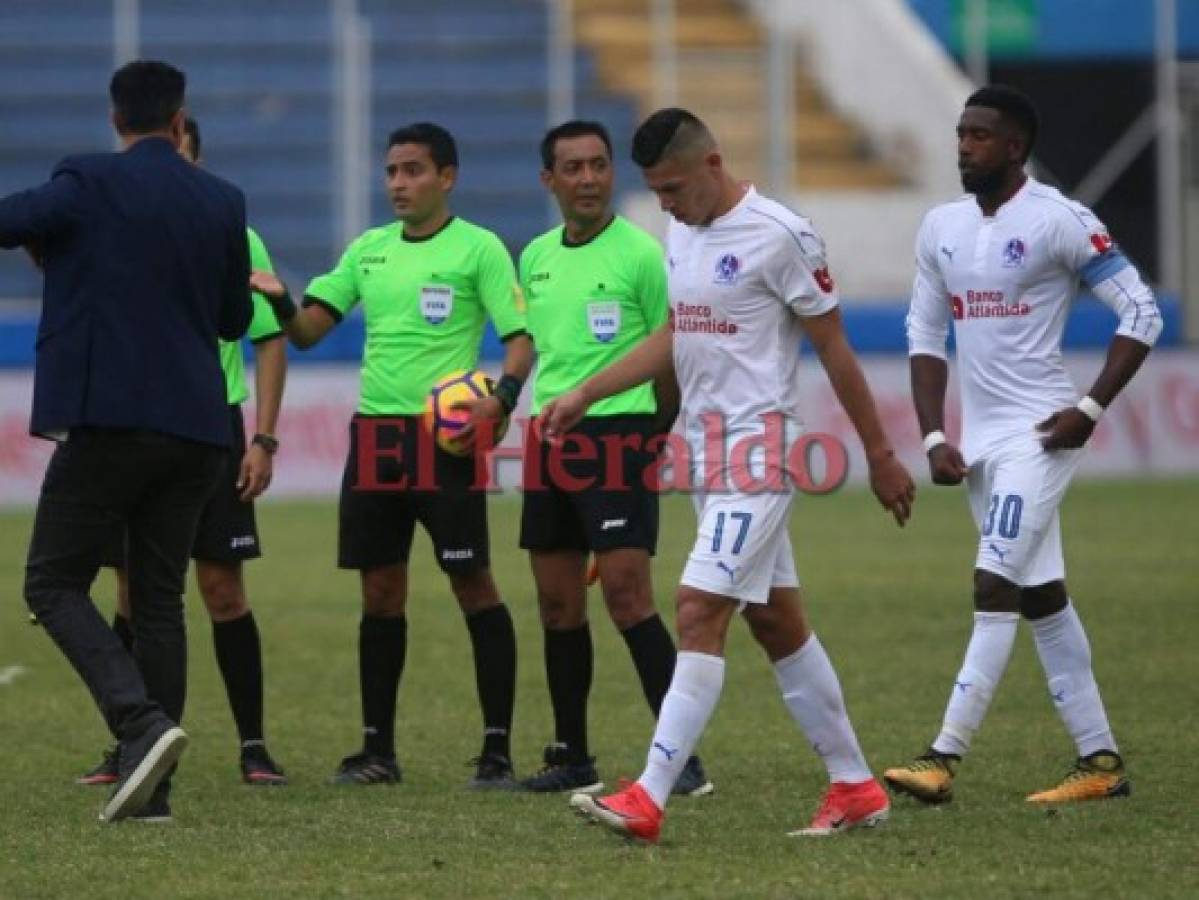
[{"xmin": 423, "ymin": 369, "xmax": 508, "ymax": 456}]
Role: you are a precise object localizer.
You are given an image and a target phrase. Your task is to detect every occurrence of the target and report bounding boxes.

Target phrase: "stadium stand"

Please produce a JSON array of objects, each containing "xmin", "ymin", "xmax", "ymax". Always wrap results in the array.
[{"xmin": 0, "ymin": 0, "xmax": 637, "ymax": 305}]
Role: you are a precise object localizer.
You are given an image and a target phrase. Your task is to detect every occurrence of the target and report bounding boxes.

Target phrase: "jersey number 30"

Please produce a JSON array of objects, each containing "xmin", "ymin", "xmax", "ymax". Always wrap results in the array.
[{"xmin": 982, "ymin": 493, "xmax": 1023, "ymax": 539}]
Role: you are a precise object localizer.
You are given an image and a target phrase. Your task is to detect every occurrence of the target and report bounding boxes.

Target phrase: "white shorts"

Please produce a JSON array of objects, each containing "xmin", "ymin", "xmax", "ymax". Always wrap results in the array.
[
  {"xmin": 680, "ymin": 488, "xmax": 799, "ymax": 605},
  {"xmin": 967, "ymin": 435, "xmax": 1084, "ymax": 586}
]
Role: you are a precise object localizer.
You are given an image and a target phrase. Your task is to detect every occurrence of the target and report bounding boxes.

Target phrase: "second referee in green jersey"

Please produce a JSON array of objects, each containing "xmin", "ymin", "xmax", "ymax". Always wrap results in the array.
[{"xmin": 518, "ymin": 121, "xmax": 710, "ymax": 797}]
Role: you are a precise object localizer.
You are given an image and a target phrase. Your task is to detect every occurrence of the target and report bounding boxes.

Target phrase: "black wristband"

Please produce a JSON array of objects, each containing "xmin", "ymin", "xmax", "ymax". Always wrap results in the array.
[
  {"xmin": 252, "ymin": 433, "xmax": 279, "ymax": 454},
  {"xmin": 268, "ymin": 288, "xmax": 297, "ymax": 323},
  {"xmin": 493, "ymin": 374, "xmax": 522, "ymax": 415}
]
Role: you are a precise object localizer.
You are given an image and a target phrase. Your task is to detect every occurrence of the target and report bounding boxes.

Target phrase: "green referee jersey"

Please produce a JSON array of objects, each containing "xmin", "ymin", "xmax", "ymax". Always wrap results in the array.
[
  {"xmin": 221, "ymin": 227, "xmax": 283, "ymax": 406},
  {"xmin": 305, "ymin": 216, "xmax": 525, "ymax": 415},
  {"xmin": 520, "ymin": 215, "xmax": 669, "ymax": 416}
]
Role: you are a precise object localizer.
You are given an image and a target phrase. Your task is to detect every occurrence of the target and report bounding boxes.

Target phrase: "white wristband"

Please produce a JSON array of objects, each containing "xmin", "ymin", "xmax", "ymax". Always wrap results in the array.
[
  {"xmin": 922, "ymin": 430, "xmax": 947, "ymax": 453},
  {"xmin": 1076, "ymin": 396, "xmax": 1104, "ymax": 422}
]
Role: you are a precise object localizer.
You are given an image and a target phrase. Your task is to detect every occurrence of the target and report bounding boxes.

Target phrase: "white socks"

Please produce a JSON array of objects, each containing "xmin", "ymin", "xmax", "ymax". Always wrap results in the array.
[
  {"xmin": 1030, "ymin": 602, "xmax": 1117, "ymax": 757},
  {"xmin": 637, "ymin": 651, "xmax": 725, "ymax": 809},
  {"xmin": 773, "ymin": 634, "xmax": 872, "ymax": 784},
  {"xmin": 931, "ymin": 611, "xmax": 1020, "ymax": 757}
]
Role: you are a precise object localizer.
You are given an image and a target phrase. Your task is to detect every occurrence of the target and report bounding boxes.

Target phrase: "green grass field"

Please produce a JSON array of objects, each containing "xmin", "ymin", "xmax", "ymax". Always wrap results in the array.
[{"xmin": 1, "ymin": 480, "xmax": 1197, "ymax": 899}]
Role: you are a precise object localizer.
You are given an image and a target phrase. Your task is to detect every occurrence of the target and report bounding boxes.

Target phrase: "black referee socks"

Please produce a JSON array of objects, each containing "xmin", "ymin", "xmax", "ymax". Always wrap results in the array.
[
  {"xmin": 359, "ymin": 614, "xmax": 408, "ymax": 758},
  {"xmin": 544, "ymin": 622, "xmax": 594, "ymax": 762},
  {"xmin": 621, "ymin": 614, "xmax": 677, "ymax": 718},
  {"xmin": 466, "ymin": 604, "xmax": 517, "ymax": 759},
  {"xmin": 212, "ymin": 612, "xmax": 266, "ymax": 745}
]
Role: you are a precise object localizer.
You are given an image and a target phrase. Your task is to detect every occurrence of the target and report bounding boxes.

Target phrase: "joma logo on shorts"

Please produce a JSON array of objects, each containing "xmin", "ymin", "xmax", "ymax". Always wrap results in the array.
[
  {"xmin": 230, "ymin": 536, "xmax": 257, "ymax": 549},
  {"xmin": 441, "ymin": 549, "xmax": 474, "ymax": 560}
]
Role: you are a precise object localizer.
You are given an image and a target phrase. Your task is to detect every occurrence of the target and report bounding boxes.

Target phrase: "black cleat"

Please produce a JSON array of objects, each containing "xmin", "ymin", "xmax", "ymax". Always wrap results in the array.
[
  {"xmin": 330, "ymin": 750, "xmax": 402, "ymax": 785},
  {"xmin": 672, "ymin": 755, "xmax": 714, "ymax": 797},
  {"xmin": 520, "ymin": 744, "xmax": 602, "ymax": 794},
  {"xmin": 240, "ymin": 742, "xmax": 288, "ymax": 786},
  {"xmin": 101, "ymin": 720, "xmax": 188, "ymax": 823},
  {"xmin": 129, "ymin": 781, "xmax": 173, "ymax": 824},
  {"xmin": 77, "ymin": 744, "xmax": 121, "ymax": 786},
  {"xmin": 468, "ymin": 752, "xmax": 519, "ymax": 791}
]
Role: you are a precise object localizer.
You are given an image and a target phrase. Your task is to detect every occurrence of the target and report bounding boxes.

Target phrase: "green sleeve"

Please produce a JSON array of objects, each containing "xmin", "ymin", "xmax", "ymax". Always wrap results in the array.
[
  {"xmin": 636, "ymin": 240, "xmax": 670, "ymax": 330},
  {"xmin": 305, "ymin": 235, "xmax": 362, "ymax": 318},
  {"xmin": 478, "ymin": 233, "xmax": 526, "ymax": 339},
  {"xmin": 245, "ymin": 227, "xmax": 282, "ymax": 342},
  {"xmin": 517, "ymin": 243, "xmax": 532, "ymax": 296}
]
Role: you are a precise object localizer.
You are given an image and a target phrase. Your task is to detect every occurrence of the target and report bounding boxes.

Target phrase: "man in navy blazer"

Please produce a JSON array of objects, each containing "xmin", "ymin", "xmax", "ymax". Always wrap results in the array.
[{"xmin": 0, "ymin": 60, "xmax": 253, "ymax": 823}]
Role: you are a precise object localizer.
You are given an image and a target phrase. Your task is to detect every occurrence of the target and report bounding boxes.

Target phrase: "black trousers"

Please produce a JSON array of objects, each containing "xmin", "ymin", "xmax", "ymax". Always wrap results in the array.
[{"xmin": 24, "ymin": 428, "xmax": 224, "ymax": 742}]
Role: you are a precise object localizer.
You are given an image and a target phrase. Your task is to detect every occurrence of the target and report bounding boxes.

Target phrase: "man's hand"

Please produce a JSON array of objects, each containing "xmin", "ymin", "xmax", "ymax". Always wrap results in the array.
[
  {"xmin": 868, "ymin": 450, "xmax": 916, "ymax": 527},
  {"xmin": 1037, "ymin": 407, "xmax": 1095, "ymax": 450},
  {"xmin": 249, "ymin": 270, "xmax": 287, "ymax": 300},
  {"xmin": 237, "ymin": 444, "xmax": 273, "ymax": 501},
  {"xmin": 450, "ymin": 395, "xmax": 507, "ymax": 453},
  {"xmin": 929, "ymin": 442, "xmax": 969, "ymax": 485},
  {"xmin": 538, "ymin": 389, "xmax": 590, "ymax": 444}
]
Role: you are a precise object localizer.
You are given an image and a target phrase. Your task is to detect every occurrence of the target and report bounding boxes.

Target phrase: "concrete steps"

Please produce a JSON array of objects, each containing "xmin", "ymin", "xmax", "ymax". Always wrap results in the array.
[{"xmin": 573, "ymin": 0, "xmax": 903, "ymax": 190}]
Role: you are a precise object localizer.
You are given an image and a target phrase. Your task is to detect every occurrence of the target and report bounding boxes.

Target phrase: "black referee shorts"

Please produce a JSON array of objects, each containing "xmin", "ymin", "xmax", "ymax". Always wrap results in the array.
[
  {"xmin": 98, "ymin": 405, "xmax": 260, "ymax": 568},
  {"xmin": 338, "ymin": 414, "xmax": 490, "ymax": 574},
  {"xmin": 519, "ymin": 414, "xmax": 659, "ymax": 555}
]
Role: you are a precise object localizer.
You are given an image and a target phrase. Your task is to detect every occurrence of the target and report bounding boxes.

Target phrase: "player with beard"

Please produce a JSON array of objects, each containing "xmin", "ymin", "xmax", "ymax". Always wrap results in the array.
[{"xmin": 885, "ymin": 85, "xmax": 1161, "ymax": 805}]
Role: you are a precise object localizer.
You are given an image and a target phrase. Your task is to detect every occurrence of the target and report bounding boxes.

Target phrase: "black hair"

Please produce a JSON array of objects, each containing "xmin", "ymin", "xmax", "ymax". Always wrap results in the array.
[
  {"xmin": 109, "ymin": 60, "xmax": 186, "ymax": 134},
  {"xmin": 387, "ymin": 122, "xmax": 458, "ymax": 170},
  {"xmin": 631, "ymin": 107, "xmax": 706, "ymax": 168},
  {"xmin": 540, "ymin": 120, "xmax": 613, "ymax": 171},
  {"xmin": 965, "ymin": 84, "xmax": 1039, "ymax": 161},
  {"xmin": 183, "ymin": 116, "xmax": 201, "ymax": 159}
]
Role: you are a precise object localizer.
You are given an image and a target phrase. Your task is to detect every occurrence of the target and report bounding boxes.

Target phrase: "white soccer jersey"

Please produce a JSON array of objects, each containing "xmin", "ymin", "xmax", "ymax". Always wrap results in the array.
[
  {"xmin": 666, "ymin": 187, "xmax": 838, "ymax": 470},
  {"xmin": 906, "ymin": 177, "xmax": 1161, "ymax": 460}
]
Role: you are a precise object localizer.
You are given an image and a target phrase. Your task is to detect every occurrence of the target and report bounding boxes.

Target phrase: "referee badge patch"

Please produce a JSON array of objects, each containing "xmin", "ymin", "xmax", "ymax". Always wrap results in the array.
[
  {"xmin": 587, "ymin": 301, "xmax": 621, "ymax": 343},
  {"xmin": 420, "ymin": 284, "xmax": 454, "ymax": 324}
]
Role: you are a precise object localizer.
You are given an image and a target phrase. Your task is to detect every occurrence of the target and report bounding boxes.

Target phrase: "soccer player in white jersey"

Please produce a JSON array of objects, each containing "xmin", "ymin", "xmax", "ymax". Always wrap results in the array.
[
  {"xmin": 541, "ymin": 108, "xmax": 915, "ymax": 842},
  {"xmin": 885, "ymin": 86, "xmax": 1161, "ymax": 805}
]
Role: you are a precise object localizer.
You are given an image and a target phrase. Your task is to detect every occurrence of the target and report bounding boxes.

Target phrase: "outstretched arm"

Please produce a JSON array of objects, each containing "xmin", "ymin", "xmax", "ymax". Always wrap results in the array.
[
  {"xmin": 539, "ymin": 322, "xmax": 673, "ymax": 440},
  {"xmin": 248, "ymin": 271, "xmax": 338, "ymax": 349}
]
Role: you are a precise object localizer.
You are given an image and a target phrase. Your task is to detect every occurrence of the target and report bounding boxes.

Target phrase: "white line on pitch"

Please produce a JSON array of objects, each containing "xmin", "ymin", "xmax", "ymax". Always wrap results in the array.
[{"xmin": 0, "ymin": 665, "xmax": 28, "ymax": 686}]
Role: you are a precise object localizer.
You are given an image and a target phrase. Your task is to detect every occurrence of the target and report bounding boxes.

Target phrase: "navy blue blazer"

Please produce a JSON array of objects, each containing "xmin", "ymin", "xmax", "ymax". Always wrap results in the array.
[{"xmin": 0, "ymin": 137, "xmax": 252, "ymax": 447}]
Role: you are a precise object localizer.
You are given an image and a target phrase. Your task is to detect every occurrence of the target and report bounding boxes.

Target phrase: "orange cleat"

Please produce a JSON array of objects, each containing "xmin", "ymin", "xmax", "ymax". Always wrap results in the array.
[{"xmin": 1026, "ymin": 751, "xmax": 1130, "ymax": 804}]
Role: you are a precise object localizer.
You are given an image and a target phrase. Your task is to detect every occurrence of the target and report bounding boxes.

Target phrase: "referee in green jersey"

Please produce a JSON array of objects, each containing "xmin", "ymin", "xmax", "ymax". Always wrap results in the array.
[
  {"xmin": 517, "ymin": 121, "xmax": 710, "ymax": 796},
  {"xmin": 252, "ymin": 123, "xmax": 533, "ymax": 788},
  {"xmin": 73, "ymin": 118, "xmax": 288, "ymax": 806}
]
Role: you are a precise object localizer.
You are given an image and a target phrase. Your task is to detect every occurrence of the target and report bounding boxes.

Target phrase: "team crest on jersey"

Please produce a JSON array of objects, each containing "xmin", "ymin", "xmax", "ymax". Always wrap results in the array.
[
  {"xmin": 420, "ymin": 284, "xmax": 454, "ymax": 324},
  {"xmin": 713, "ymin": 254, "xmax": 741, "ymax": 284},
  {"xmin": 1002, "ymin": 237, "xmax": 1026, "ymax": 268},
  {"xmin": 587, "ymin": 301, "xmax": 621, "ymax": 343}
]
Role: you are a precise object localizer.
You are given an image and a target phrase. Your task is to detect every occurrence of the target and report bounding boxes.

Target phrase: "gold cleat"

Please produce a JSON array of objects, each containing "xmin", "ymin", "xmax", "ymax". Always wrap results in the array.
[
  {"xmin": 883, "ymin": 752, "xmax": 958, "ymax": 804},
  {"xmin": 1026, "ymin": 751, "xmax": 1130, "ymax": 804}
]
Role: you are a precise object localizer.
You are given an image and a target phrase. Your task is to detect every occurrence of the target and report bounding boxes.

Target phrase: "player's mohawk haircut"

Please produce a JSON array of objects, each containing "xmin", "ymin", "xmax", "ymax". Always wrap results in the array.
[
  {"xmin": 631, "ymin": 107, "xmax": 712, "ymax": 168},
  {"xmin": 965, "ymin": 84, "xmax": 1039, "ymax": 161}
]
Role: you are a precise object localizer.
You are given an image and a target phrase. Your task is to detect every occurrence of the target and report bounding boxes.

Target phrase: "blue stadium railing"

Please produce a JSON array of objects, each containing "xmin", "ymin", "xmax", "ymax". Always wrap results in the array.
[{"xmin": 0, "ymin": 297, "xmax": 1182, "ymax": 369}]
